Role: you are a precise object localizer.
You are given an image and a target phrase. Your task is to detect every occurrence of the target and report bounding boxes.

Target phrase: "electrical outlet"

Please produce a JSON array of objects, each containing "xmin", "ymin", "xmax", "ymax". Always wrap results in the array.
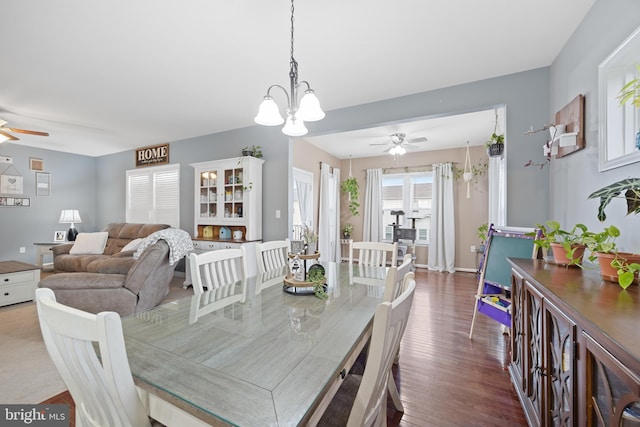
[
  {"xmin": 470, "ymin": 245, "xmax": 476, "ymax": 253},
  {"xmin": 19, "ymin": 247, "xmax": 26, "ymax": 253},
  {"xmin": 275, "ymin": 209, "xmax": 281, "ymax": 219}
]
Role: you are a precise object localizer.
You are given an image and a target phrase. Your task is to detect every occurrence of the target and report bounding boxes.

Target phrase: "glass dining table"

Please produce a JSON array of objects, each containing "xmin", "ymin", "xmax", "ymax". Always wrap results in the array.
[{"xmin": 121, "ymin": 262, "xmax": 388, "ymax": 426}]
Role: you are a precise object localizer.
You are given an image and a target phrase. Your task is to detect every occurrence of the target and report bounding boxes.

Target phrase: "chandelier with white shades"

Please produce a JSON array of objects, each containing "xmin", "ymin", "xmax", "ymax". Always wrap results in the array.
[{"xmin": 254, "ymin": 0, "xmax": 325, "ymax": 136}]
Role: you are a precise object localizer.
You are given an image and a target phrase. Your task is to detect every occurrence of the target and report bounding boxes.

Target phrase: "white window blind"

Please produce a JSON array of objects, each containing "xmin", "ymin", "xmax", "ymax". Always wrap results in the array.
[{"xmin": 126, "ymin": 164, "xmax": 180, "ymax": 228}]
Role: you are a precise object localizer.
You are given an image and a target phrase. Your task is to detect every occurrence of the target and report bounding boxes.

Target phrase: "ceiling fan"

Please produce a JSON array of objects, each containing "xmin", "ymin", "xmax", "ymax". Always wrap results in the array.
[
  {"xmin": 0, "ymin": 119, "xmax": 49, "ymax": 142},
  {"xmin": 370, "ymin": 132, "xmax": 427, "ymax": 155}
]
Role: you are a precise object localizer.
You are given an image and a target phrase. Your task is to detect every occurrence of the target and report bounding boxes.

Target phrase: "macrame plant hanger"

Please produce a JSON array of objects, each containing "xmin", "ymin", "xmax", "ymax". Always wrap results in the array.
[{"xmin": 463, "ymin": 141, "xmax": 473, "ymax": 198}]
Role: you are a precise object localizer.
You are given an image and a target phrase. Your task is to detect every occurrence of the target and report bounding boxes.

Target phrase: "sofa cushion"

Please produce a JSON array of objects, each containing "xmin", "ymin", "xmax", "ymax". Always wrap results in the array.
[
  {"xmin": 103, "ymin": 223, "xmax": 170, "ymax": 255},
  {"xmin": 122, "ymin": 238, "xmax": 144, "ymax": 252},
  {"xmin": 55, "ymin": 254, "xmax": 110, "ymax": 272},
  {"xmin": 69, "ymin": 232, "xmax": 109, "ymax": 255}
]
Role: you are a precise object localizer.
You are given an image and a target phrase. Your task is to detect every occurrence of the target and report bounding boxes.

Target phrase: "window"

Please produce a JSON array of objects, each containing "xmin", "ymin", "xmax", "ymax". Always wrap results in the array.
[
  {"xmin": 126, "ymin": 164, "xmax": 180, "ymax": 227},
  {"xmin": 382, "ymin": 172, "xmax": 432, "ymax": 244}
]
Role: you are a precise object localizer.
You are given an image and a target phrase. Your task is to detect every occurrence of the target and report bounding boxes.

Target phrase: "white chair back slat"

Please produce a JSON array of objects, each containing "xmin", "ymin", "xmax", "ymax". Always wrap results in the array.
[
  {"xmin": 349, "ymin": 241, "xmax": 398, "ymax": 267},
  {"xmin": 189, "ymin": 249, "xmax": 244, "ymax": 295},
  {"xmin": 256, "ymin": 239, "xmax": 290, "ymax": 273}
]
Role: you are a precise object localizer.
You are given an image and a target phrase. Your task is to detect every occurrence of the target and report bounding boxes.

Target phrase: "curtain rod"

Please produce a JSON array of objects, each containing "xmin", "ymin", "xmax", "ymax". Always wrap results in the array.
[{"xmin": 362, "ymin": 161, "xmax": 459, "ymax": 174}]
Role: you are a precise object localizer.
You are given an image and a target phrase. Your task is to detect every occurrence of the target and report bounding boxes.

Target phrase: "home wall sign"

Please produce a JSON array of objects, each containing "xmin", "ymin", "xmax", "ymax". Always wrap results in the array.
[
  {"xmin": 0, "ymin": 157, "xmax": 24, "ymax": 195},
  {"xmin": 135, "ymin": 143, "xmax": 170, "ymax": 167}
]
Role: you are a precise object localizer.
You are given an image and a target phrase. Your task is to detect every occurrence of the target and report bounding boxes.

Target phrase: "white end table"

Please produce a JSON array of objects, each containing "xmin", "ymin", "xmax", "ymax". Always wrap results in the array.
[{"xmin": 33, "ymin": 242, "xmax": 64, "ymax": 271}]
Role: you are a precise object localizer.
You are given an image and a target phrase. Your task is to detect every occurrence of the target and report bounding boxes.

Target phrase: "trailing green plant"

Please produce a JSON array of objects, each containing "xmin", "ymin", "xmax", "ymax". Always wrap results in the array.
[
  {"xmin": 452, "ymin": 158, "xmax": 489, "ymax": 182},
  {"xmin": 587, "ymin": 178, "xmax": 640, "ymax": 221},
  {"xmin": 617, "ymin": 64, "xmax": 640, "ymax": 108},
  {"xmin": 341, "ymin": 176, "xmax": 360, "ymax": 216},
  {"xmin": 477, "ymin": 223, "xmax": 489, "ymax": 243},
  {"xmin": 484, "ymin": 133, "xmax": 504, "ymax": 148},
  {"xmin": 583, "ymin": 225, "xmax": 620, "ymax": 262},
  {"xmin": 611, "ymin": 257, "xmax": 640, "ymax": 289},
  {"xmin": 307, "ymin": 268, "xmax": 327, "ymax": 299}
]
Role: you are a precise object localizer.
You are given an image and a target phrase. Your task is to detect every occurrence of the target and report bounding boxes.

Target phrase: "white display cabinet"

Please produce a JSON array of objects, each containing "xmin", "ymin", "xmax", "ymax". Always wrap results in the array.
[{"xmin": 191, "ymin": 156, "xmax": 264, "ymax": 242}]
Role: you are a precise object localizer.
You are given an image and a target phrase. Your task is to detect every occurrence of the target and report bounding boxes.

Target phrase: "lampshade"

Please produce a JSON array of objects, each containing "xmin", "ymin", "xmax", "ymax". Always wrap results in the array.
[
  {"xmin": 389, "ymin": 145, "xmax": 406, "ymax": 156},
  {"xmin": 59, "ymin": 209, "xmax": 82, "ymax": 224},
  {"xmin": 282, "ymin": 116, "xmax": 308, "ymax": 136},
  {"xmin": 254, "ymin": 96, "xmax": 285, "ymax": 126},
  {"xmin": 297, "ymin": 90, "xmax": 325, "ymax": 122}
]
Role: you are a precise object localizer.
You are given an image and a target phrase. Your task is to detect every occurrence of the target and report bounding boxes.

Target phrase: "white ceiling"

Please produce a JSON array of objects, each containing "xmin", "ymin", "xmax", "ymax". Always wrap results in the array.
[{"xmin": 0, "ymin": 0, "xmax": 594, "ymax": 157}]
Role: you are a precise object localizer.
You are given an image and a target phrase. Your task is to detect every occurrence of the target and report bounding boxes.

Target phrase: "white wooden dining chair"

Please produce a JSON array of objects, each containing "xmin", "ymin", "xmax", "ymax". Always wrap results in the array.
[
  {"xmin": 320, "ymin": 276, "xmax": 416, "ymax": 426},
  {"xmin": 189, "ymin": 279, "xmax": 247, "ymax": 324},
  {"xmin": 349, "ymin": 241, "xmax": 398, "ymax": 267},
  {"xmin": 35, "ymin": 287, "xmax": 153, "ymax": 427},
  {"xmin": 256, "ymin": 239, "xmax": 290, "ymax": 273},
  {"xmin": 189, "ymin": 248, "xmax": 244, "ymax": 295}
]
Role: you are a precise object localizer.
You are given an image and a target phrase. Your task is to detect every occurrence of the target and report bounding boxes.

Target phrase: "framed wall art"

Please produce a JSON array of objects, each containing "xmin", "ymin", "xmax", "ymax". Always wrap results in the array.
[
  {"xmin": 36, "ymin": 172, "xmax": 51, "ymax": 196},
  {"xmin": 30, "ymin": 158, "xmax": 44, "ymax": 171}
]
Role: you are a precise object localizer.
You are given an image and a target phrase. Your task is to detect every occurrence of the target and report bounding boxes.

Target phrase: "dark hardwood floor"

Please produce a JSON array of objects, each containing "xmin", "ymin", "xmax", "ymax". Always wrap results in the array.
[{"xmin": 41, "ymin": 269, "xmax": 527, "ymax": 426}]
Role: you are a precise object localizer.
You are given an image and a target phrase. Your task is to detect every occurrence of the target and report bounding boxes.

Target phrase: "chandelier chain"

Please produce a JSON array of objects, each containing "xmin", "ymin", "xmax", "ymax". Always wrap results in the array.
[{"xmin": 289, "ymin": 0, "xmax": 298, "ymax": 82}]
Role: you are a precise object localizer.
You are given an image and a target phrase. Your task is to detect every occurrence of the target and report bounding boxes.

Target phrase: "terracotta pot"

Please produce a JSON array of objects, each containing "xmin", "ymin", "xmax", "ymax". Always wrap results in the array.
[
  {"xmin": 549, "ymin": 242, "xmax": 585, "ymax": 266},
  {"xmin": 596, "ymin": 252, "xmax": 640, "ymax": 285}
]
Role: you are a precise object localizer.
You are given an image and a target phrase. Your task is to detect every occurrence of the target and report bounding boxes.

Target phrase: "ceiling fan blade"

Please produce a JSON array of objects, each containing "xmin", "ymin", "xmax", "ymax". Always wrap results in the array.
[
  {"xmin": 5, "ymin": 127, "xmax": 49, "ymax": 136},
  {"xmin": 406, "ymin": 137, "xmax": 427, "ymax": 144},
  {"xmin": 0, "ymin": 130, "xmax": 19, "ymax": 141},
  {"xmin": 369, "ymin": 142, "xmax": 391, "ymax": 146}
]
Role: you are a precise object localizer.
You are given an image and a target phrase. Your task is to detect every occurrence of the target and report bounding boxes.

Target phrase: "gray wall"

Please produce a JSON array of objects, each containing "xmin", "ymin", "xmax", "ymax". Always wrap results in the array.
[
  {"xmin": 0, "ymin": 144, "xmax": 96, "ymax": 263},
  {"xmin": 549, "ymin": 0, "xmax": 640, "ymax": 253}
]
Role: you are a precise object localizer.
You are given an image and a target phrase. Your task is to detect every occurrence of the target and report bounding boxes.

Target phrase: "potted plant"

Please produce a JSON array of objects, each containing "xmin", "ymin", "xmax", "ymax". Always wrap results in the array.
[
  {"xmin": 307, "ymin": 266, "xmax": 328, "ymax": 299},
  {"xmin": 477, "ymin": 223, "xmax": 489, "ymax": 251},
  {"xmin": 583, "ymin": 225, "xmax": 640, "ymax": 288},
  {"xmin": 303, "ymin": 224, "xmax": 318, "ymax": 255},
  {"xmin": 485, "ymin": 133, "xmax": 505, "ymax": 157},
  {"xmin": 241, "ymin": 145, "xmax": 263, "ymax": 158},
  {"xmin": 341, "ymin": 176, "xmax": 360, "ymax": 216},
  {"xmin": 533, "ymin": 220, "xmax": 589, "ymax": 266},
  {"xmin": 342, "ymin": 223, "xmax": 353, "ymax": 239}
]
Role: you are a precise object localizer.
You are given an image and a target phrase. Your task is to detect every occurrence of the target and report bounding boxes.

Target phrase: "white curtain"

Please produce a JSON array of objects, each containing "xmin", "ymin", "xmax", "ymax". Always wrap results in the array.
[
  {"xmin": 318, "ymin": 164, "xmax": 341, "ymax": 262},
  {"xmin": 296, "ymin": 181, "xmax": 311, "ymax": 229},
  {"xmin": 428, "ymin": 162, "xmax": 456, "ymax": 273},
  {"xmin": 488, "ymin": 156, "xmax": 506, "ymax": 227},
  {"xmin": 363, "ymin": 168, "xmax": 382, "ymax": 242}
]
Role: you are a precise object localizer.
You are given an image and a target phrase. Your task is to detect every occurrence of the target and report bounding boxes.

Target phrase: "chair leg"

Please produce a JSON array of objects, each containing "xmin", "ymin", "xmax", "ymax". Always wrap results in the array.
[{"xmin": 387, "ymin": 372, "xmax": 404, "ymax": 412}]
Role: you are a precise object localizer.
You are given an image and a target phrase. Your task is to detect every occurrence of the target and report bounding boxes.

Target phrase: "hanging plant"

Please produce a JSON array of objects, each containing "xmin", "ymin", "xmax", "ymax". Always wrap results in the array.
[{"xmin": 341, "ymin": 176, "xmax": 360, "ymax": 216}]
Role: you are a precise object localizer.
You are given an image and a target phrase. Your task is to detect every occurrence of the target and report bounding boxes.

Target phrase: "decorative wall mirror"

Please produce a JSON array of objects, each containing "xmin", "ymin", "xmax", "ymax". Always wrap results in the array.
[{"xmin": 598, "ymin": 24, "xmax": 640, "ymax": 171}]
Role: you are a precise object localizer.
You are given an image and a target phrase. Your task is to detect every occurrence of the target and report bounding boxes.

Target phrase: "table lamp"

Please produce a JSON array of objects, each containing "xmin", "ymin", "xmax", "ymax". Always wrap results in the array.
[{"xmin": 59, "ymin": 209, "xmax": 82, "ymax": 241}]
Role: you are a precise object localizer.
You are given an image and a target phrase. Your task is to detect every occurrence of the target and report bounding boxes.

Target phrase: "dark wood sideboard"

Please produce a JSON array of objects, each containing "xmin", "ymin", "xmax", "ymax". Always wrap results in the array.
[{"xmin": 508, "ymin": 258, "xmax": 640, "ymax": 426}]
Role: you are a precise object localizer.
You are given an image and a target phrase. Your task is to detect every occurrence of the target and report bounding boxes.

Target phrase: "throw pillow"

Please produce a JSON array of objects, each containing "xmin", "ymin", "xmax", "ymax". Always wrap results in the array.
[
  {"xmin": 69, "ymin": 232, "xmax": 109, "ymax": 255},
  {"xmin": 121, "ymin": 238, "xmax": 144, "ymax": 252}
]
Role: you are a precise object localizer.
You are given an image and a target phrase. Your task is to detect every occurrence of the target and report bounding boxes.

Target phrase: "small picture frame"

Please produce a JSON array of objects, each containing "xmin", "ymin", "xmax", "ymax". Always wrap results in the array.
[
  {"xmin": 21, "ymin": 198, "xmax": 30, "ymax": 207},
  {"xmin": 30, "ymin": 158, "xmax": 44, "ymax": 171},
  {"xmin": 36, "ymin": 172, "xmax": 51, "ymax": 197},
  {"xmin": 54, "ymin": 231, "xmax": 66, "ymax": 242}
]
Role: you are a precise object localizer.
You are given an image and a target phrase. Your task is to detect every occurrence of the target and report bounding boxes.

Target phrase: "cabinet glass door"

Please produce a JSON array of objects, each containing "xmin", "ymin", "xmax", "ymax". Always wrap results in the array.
[
  {"xmin": 223, "ymin": 166, "xmax": 244, "ymax": 220},
  {"xmin": 199, "ymin": 170, "xmax": 218, "ymax": 220}
]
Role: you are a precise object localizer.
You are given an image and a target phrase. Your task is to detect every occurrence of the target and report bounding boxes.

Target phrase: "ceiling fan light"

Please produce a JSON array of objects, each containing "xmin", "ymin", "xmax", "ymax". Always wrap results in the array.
[
  {"xmin": 0, "ymin": 134, "xmax": 8, "ymax": 143},
  {"xmin": 282, "ymin": 115, "xmax": 308, "ymax": 136},
  {"xmin": 297, "ymin": 90, "xmax": 325, "ymax": 122},
  {"xmin": 254, "ymin": 96, "xmax": 285, "ymax": 126}
]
